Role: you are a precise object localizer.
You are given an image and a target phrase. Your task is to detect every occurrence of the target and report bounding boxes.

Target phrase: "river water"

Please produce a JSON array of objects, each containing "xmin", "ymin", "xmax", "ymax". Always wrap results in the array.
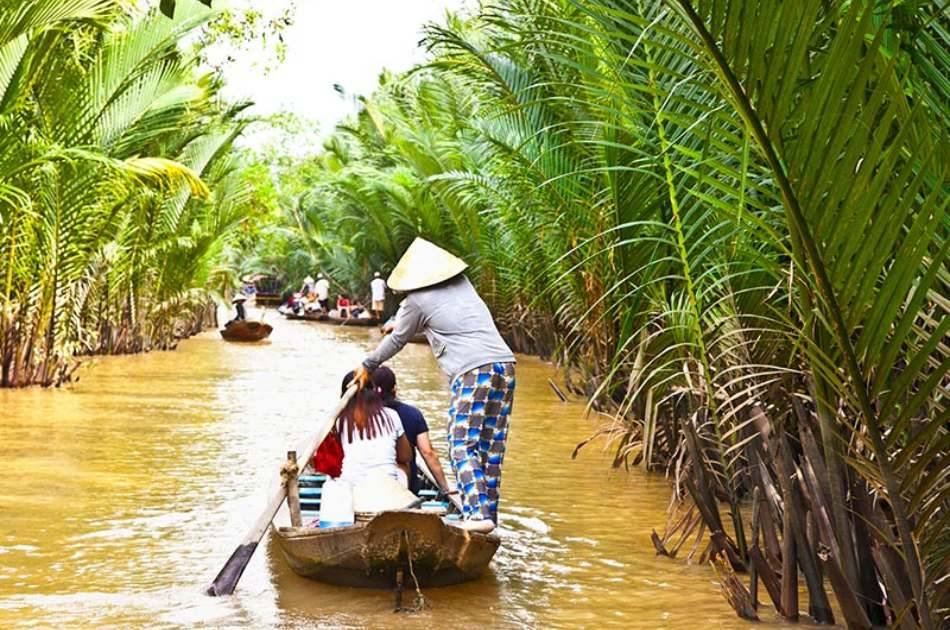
[{"xmin": 0, "ymin": 316, "xmax": 797, "ymax": 628}]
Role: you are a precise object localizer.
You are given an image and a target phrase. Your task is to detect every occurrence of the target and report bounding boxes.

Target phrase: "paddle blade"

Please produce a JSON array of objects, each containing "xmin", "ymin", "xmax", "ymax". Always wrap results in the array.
[{"xmin": 206, "ymin": 542, "xmax": 258, "ymax": 596}]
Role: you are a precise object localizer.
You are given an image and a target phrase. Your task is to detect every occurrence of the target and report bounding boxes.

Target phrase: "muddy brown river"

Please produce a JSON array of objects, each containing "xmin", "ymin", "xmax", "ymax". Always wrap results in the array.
[{"xmin": 0, "ymin": 316, "xmax": 803, "ymax": 628}]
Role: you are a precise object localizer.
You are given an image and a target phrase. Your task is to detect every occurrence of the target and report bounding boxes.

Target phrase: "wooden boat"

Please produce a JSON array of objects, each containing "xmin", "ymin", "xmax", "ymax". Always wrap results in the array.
[
  {"xmin": 220, "ymin": 320, "xmax": 272, "ymax": 341},
  {"xmin": 272, "ymin": 469, "xmax": 500, "ymax": 589},
  {"xmin": 326, "ymin": 315, "xmax": 378, "ymax": 327},
  {"xmin": 254, "ymin": 292, "xmax": 283, "ymax": 307},
  {"xmin": 284, "ymin": 310, "xmax": 327, "ymax": 322},
  {"xmin": 409, "ymin": 332, "xmax": 427, "ymax": 344}
]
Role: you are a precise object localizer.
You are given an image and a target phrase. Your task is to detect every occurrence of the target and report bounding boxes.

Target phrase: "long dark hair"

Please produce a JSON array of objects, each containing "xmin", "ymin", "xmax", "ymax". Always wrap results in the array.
[
  {"xmin": 371, "ymin": 366, "xmax": 397, "ymax": 403},
  {"xmin": 336, "ymin": 371, "xmax": 393, "ymax": 443}
]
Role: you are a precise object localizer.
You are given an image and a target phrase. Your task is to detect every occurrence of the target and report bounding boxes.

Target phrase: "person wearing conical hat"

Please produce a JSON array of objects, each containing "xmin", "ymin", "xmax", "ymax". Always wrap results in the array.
[
  {"xmin": 355, "ymin": 238, "xmax": 516, "ymax": 533},
  {"xmin": 226, "ymin": 295, "xmax": 247, "ymax": 327}
]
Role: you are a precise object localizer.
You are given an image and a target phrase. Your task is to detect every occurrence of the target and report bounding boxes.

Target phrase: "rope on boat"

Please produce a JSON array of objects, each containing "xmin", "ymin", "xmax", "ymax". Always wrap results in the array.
[
  {"xmin": 280, "ymin": 459, "xmax": 299, "ymax": 484},
  {"xmin": 394, "ymin": 530, "xmax": 428, "ymax": 613}
]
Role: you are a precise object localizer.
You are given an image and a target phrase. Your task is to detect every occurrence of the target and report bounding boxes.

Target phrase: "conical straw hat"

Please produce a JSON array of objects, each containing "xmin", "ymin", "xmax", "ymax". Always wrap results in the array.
[
  {"xmin": 352, "ymin": 472, "xmax": 418, "ymax": 513},
  {"xmin": 387, "ymin": 238, "xmax": 468, "ymax": 292}
]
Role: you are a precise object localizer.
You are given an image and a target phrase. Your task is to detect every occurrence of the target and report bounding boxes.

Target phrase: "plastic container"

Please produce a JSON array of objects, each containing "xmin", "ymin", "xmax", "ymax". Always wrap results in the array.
[{"xmin": 318, "ymin": 479, "xmax": 354, "ymax": 528}]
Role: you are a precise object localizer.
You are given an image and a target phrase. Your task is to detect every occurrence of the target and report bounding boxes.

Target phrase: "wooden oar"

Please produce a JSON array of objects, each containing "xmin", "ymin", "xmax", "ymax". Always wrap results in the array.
[{"xmin": 206, "ymin": 385, "xmax": 357, "ymax": 596}]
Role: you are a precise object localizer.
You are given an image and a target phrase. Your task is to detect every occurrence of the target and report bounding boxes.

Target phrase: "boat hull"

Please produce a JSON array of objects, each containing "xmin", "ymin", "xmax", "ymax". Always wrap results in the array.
[
  {"xmin": 254, "ymin": 292, "xmax": 282, "ymax": 306},
  {"xmin": 220, "ymin": 321, "xmax": 272, "ymax": 341},
  {"xmin": 326, "ymin": 316, "xmax": 377, "ymax": 327},
  {"xmin": 273, "ymin": 510, "xmax": 499, "ymax": 588},
  {"xmin": 284, "ymin": 311, "xmax": 327, "ymax": 321}
]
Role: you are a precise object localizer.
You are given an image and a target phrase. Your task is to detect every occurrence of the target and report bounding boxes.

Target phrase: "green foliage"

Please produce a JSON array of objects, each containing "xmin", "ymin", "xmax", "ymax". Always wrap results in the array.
[
  {"xmin": 0, "ymin": 0, "xmax": 257, "ymax": 385},
  {"xmin": 261, "ymin": 0, "xmax": 947, "ymax": 624},
  {"xmin": 160, "ymin": 0, "xmax": 211, "ymax": 20},
  {"xmin": 193, "ymin": 3, "xmax": 296, "ymax": 74}
]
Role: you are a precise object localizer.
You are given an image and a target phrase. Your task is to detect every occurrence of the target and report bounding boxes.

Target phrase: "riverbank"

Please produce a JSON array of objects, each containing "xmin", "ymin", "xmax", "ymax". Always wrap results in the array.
[
  {"xmin": 1, "ymin": 301, "xmax": 219, "ymax": 389},
  {"xmin": 0, "ymin": 317, "xmax": 814, "ymax": 628}
]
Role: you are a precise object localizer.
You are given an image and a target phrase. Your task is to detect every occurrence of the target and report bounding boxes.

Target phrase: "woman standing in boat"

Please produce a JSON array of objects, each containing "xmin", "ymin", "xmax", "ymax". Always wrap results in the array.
[{"xmin": 355, "ymin": 238, "xmax": 515, "ymax": 533}]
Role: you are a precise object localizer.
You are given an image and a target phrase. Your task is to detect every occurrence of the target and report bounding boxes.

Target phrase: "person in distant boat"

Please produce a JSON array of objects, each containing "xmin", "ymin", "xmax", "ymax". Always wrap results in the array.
[
  {"xmin": 354, "ymin": 238, "xmax": 516, "ymax": 533},
  {"xmin": 336, "ymin": 371, "xmax": 413, "ymax": 486},
  {"xmin": 315, "ymin": 273, "xmax": 330, "ymax": 311},
  {"xmin": 350, "ymin": 302, "xmax": 374, "ymax": 319},
  {"xmin": 226, "ymin": 295, "xmax": 247, "ymax": 327},
  {"xmin": 291, "ymin": 275, "xmax": 312, "ymax": 313},
  {"xmin": 337, "ymin": 294, "xmax": 351, "ymax": 319},
  {"xmin": 370, "ymin": 271, "xmax": 386, "ymax": 320},
  {"xmin": 300, "ymin": 275, "xmax": 314, "ymax": 296},
  {"xmin": 372, "ymin": 366, "xmax": 451, "ymax": 495}
]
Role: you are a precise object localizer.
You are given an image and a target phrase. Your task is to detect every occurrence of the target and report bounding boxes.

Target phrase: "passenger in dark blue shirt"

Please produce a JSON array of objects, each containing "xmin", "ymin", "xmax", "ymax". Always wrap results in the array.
[{"xmin": 372, "ymin": 366, "xmax": 450, "ymax": 494}]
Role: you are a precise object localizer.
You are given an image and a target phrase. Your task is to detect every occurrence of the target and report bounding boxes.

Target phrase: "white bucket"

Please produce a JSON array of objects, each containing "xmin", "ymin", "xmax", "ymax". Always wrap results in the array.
[{"xmin": 318, "ymin": 479, "xmax": 354, "ymax": 528}]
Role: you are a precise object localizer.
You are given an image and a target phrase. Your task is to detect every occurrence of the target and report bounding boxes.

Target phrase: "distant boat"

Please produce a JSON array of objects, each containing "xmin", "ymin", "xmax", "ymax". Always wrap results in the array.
[
  {"xmin": 284, "ymin": 311, "xmax": 327, "ymax": 322},
  {"xmin": 220, "ymin": 320, "xmax": 273, "ymax": 342},
  {"xmin": 254, "ymin": 292, "xmax": 282, "ymax": 307},
  {"xmin": 244, "ymin": 274, "xmax": 284, "ymax": 306},
  {"xmin": 326, "ymin": 315, "xmax": 377, "ymax": 327}
]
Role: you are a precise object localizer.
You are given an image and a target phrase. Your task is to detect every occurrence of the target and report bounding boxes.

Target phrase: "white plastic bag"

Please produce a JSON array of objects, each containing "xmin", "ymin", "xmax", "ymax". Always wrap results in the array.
[{"xmin": 318, "ymin": 478, "xmax": 354, "ymax": 528}]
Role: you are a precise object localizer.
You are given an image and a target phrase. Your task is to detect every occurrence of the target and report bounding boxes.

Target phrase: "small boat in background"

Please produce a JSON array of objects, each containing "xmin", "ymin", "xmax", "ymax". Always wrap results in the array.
[
  {"xmin": 284, "ymin": 311, "xmax": 327, "ymax": 322},
  {"xmin": 220, "ymin": 320, "xmax": 273, "ymax": 342},
  {"xmin": 326, "ymin": 316, "xmax": 377, "ymax": 327},
  {"xmin": 254, "ymin": 292, "xmax": 282, "ymax": 307},
  {"xmin": 244, "ymin": 274, "xmax": 284, "ymax": 306}
]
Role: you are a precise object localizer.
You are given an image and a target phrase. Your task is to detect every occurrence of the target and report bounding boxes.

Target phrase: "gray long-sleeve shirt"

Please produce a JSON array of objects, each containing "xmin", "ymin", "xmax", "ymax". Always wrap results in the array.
[{"xmin": 362, "ymin": 275, "xmax": 515, "ymax": 382}]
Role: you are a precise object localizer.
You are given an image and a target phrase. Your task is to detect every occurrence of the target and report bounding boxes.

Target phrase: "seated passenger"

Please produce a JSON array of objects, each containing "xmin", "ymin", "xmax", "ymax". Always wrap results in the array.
[
  {"xmin": 300, "ymin": 275, "xmax": 315, "ymax": 296},
  {"xmin": 372, "ymin": 366, "xmax": 451, "ymax": 495},
  {"xmin": 303, "ymin": 293, "xmax": 322, "ymax": 312},
  {"xmin": 337, "ymin": 294, "xmax": 351, "ymax": 319},
  {"xmin": 336, "ymin": 371, "xmax": 412, "ymax": 486}
]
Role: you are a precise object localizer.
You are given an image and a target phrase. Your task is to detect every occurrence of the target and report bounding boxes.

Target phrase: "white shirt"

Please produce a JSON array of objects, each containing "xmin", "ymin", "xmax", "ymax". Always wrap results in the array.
[
  {"xmin": 338, "ymin": 408, "xmax": 404, "ymax": 484},
  {"xmin": 315, "ymin": 278, "xmax": 330, "ymax": 300},
  {"xmin": 370, "ymin": 277, "xmax": 386, "ymax": 302}
]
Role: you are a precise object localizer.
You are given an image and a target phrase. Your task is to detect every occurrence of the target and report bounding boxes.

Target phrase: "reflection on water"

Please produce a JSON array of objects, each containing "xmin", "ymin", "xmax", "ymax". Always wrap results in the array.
[{"xmin": 0, "ymin": 315, "xmax": 795, "ymax": 628}]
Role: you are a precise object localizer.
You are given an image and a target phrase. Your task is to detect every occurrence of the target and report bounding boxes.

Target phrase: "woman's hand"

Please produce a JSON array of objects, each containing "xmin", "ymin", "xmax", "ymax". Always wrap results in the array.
[{"xmin": 352, "ymin": 365, "xmax": 372, "ymax": 389}]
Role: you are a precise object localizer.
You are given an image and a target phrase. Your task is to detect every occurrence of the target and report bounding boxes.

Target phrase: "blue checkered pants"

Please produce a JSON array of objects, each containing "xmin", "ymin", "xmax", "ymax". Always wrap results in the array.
[{"xmin": 447, "ymin": 362, "xmax": 516, "ymax": 523}]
